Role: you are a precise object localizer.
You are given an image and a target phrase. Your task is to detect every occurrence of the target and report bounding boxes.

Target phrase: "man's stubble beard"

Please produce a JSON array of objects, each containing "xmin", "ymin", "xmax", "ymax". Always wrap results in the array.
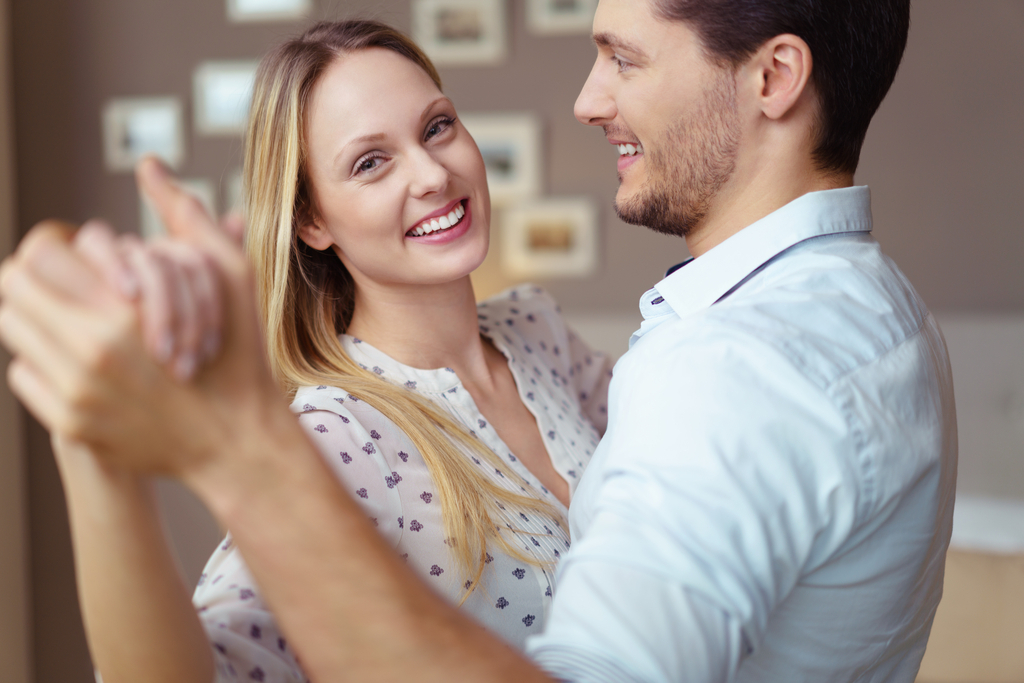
[{"xmin": 614, "ymin": 71, "xmax": 741, "ymax": 238}]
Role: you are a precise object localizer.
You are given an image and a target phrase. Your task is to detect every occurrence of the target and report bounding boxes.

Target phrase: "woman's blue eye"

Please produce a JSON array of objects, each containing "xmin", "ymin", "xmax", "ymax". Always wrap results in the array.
[
  {"xmin": 426, "ymin": 116, "xmax": 455, "ymax": 140},
  {"xmin": 354, "ymin": 154, "xmax": 386, "ymax": 175}
]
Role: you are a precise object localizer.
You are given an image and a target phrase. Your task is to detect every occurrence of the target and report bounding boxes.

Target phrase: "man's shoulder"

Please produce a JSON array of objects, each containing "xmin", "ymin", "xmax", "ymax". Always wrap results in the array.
[{"xmin": 638, "ymin": 233, "xmax": 934, "ymax": 392}]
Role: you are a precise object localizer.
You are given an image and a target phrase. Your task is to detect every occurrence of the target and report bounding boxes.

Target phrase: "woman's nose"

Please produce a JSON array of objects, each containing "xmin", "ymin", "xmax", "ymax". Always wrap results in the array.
[{"xmin": 408, "ymin": 148, "xmax": 451, "ymax": 198}]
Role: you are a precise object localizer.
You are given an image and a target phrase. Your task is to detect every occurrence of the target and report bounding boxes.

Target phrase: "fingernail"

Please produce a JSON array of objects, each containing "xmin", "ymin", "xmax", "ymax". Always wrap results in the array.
[
  {"xmin": 174, "ymin": 354, "xmax": 196, "ymax": 381},
  {"xmin": 118, "ymin": 270, "xmax": 140, "ymax": 299},
  {"xmin": 142, "ymin": 156, "xmax": 168, "ymax": 178},
  {"xmin": 156, "ymin": 333, "xmax": 174, "ymax": 363},
  {"xmin": 202, "ymin": 331, "xmax": 220, "ymax": 360}
]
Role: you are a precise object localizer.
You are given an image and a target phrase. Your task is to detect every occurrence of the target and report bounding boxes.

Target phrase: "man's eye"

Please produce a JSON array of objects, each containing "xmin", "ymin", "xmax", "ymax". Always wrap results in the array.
[{"xmin": 612, "ymin": 54, "xmax": 633, "ymax": 72}]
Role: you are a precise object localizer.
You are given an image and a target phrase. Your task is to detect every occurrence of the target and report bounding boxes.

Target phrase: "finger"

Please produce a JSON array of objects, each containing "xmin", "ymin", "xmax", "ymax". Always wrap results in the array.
[
  {"xmin": 156, "ymin": 247, "xmax": 200, "ymax": 381},
  {"xmin": 124, "ymin": 242, "xmax": 174, "ymax": 364},
  {"xmin": 7, "ymin": 357, "xmax": 79, "ymax": 436},
  {"xmin": 136, "ymin": 158, "xmax": 218, "ymax": 246},
  {"xmin": 185, "ymin": 249, "xmax": 223, "ymax": 363},
  {"xmin": 220, "ymin": 211, "xmax": 246, "ymax": 247},
  {"xmin": 73, "ymin": 220, "xmax": 140, "ymax": 300},
  {"xmin": 0, "ymin": 297, "xmax": 81, "ymax": 399},
  {"xmin": 2, "ymin": 222, "xmax": 115, "ymax": 309},
  {"xmin": 0, "ymin": 286, "xmax": 130, "ymax": 447},
  {"xmin": 12, "ymin": 220, "xmax": 77, "ymax": 262}
]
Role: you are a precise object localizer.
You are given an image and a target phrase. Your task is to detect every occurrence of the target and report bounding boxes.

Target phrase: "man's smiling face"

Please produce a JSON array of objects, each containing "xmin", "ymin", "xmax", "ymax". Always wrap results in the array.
[{"xmin": 574, "ymin": 0, "xmax": 741, "ymax": 238}]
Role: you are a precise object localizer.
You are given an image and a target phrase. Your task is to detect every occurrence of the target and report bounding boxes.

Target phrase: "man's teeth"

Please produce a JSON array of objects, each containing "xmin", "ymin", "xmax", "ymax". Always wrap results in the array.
[
  {"xmin": 409, "ymin": 202, "xmax": 466, "ymax": 237},
  {"xmin": 617, "ymin": 143, "xmax": 644, "ymax": 156}
]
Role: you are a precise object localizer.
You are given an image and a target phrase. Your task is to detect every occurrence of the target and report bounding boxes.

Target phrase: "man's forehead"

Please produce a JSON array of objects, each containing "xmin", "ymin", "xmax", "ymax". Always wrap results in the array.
[
  {"xmin": 592, "ymin": 31, "xmax": 651, "ymax": 61},
  {"xmin": 591, "ymin": 0, "xmax": 692, "ymax": 60}
]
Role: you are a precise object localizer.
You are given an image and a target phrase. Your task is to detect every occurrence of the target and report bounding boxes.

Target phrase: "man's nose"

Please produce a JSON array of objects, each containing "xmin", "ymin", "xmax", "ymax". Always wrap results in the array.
[{"xmin": 574, "ymin": 60, "xmax": 616, "ymax": 126}]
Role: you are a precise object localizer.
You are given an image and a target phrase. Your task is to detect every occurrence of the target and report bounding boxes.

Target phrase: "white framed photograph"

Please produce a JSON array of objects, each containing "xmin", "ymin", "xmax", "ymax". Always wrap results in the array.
[
  {"xmin": 194, "ymin": 61, "xmax": 259, "ymax": 136},
  {"xmin": 460, "ymin": 113, "xmax": 541, "ymax": 206},
  {"xmin": 527, "ymin": 0, "xmax": 598, "ymax": 35},
  {"xmin": 140, "ymin": 179, "xmax": 216, "ymax": 240},
  {"xmin": 226, "ymin": 0, "xmax": 311, "ymax": 23},
  {"xmin": 501, "ymin": 198, "xmax": 598, "ymax": 279},
  {"xmin": 102, "ymin": 97, "xmax": 184, "ymax": 172},
  {"xmin": 412, "ymin": 0, "xmax": 507, "ymax": 66}
]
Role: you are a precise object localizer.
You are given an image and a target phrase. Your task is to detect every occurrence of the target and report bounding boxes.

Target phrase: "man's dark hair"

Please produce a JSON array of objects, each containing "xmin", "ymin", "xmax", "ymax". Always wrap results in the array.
[{"xmin": 655, "ymin": 0, "xmax": 910, "ymax": 175}]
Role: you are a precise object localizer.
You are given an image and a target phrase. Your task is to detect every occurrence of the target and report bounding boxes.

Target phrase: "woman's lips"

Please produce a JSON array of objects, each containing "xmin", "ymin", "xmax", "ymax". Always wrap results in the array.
[{"xmin": 405, "ymin": 198, "xmax": 473, "ymax": 245}]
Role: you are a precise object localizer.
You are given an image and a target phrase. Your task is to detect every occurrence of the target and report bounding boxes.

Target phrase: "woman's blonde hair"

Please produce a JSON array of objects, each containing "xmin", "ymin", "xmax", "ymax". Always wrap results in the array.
[{"xmin": 243, "ymin": 20, "xmax": 560, "ymax": 599}]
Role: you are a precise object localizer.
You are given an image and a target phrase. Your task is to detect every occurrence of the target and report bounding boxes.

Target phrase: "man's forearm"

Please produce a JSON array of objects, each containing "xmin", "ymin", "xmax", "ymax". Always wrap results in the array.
[{"xmin": 185, "ymin": 401, "xmax": 554, "ymax": 683}]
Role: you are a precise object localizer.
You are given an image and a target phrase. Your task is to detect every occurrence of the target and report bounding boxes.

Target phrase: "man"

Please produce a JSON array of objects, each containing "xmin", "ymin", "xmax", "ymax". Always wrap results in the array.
[{"xmin": 0, "ymin": 0, "xmax": 955, "ymax": 681}]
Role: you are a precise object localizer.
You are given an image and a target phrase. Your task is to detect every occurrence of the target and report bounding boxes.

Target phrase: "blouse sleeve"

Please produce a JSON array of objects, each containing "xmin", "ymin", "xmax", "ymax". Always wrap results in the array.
[
  {"xmin": 193, "ymin": 540, "xmax": 308, "ymax": 683},
  {"xmin": 523, "ymin": 286, "xmax": 614, "ymax": 436},
  {"xmin": 565, "ymin": 326, "xmax": 614, "ymax": 436},
  {"xmin": 294, "ymin": 407, "xmax": 405, "ymax": 542},
  {"xmin": 192, "ymin": 404, "xmax": 405, "ymax": 682}
]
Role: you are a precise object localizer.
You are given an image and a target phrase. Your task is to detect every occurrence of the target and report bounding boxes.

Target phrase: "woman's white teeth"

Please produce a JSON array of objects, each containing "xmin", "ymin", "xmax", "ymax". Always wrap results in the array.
[
  {"xmin": 410, "ymin": 202, "xmax": 466, "ymax": 236},
  {"xmin": 617, "ymin": 143, "xmax": 643, "ymax": 156}
]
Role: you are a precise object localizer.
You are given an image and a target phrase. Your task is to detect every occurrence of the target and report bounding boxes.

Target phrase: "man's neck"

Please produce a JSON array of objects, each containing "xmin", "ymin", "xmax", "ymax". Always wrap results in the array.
[{"xmin": 684, "ymin": 165, "xmax": 854, "ymax": 258}]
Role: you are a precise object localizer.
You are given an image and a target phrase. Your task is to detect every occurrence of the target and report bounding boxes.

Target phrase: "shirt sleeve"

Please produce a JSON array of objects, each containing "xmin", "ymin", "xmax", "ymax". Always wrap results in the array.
[
  {"xmin": 529, "ymin": 563, "xmax": 740, "ymax": 683},
  {"xmin": 527, "ymin": 327, "xmax": 860, "ymax": 682},
  {"xmin": 192, "ymin": 406, "xmax": 405, "ymax": 682}
]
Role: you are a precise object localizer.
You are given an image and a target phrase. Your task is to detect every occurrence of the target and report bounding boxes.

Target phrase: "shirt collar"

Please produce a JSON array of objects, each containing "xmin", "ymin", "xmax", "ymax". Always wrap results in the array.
[{"xmin": 640, "ymin": 186, "xmax": 873, "ymax": 322}]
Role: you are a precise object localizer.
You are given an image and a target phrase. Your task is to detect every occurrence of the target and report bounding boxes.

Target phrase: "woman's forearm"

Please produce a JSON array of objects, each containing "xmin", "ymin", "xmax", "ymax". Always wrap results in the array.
[{"xmin": 54, "ymin": 436, "xmax": 214, "ymax": 683}]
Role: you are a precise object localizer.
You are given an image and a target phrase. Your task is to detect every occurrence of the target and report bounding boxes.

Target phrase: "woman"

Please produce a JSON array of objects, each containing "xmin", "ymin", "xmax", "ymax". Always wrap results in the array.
[{"xmin": 22, "ymin": 19, "xmax": 612, "ymax": 683}]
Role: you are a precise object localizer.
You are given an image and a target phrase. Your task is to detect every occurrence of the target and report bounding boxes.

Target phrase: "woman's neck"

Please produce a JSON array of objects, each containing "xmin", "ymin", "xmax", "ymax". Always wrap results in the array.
[{"xmin": 345, "ymin": 276, "xmax": 497, "ymax": 385}]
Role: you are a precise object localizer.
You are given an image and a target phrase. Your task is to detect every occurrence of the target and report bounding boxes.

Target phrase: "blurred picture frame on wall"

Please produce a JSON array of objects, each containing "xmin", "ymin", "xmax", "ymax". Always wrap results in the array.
[
  {"xmin": 102, "ymin": 97, "xmax": 184, "ymax": 172},
  {"xmin": 226, "ymin": 0, "xmax": 311, "ymax": 23},
  {"xmin": 459, "ymin": 113, "xmax": 541, "ymax": 206},
  {"xmin": 193, "ymin": 61, "xmax": 259, "ymax": 136},
  {"xmin": 526, "ymin": 0, "xmax": 598, "ymax": 35},
  {"xmin": 501, "ymin": 198, "xmax": 598, "ymax": 279},
  {"xmin": 412, "ymin": 0, "xmax": 507, "ymax": 66}
]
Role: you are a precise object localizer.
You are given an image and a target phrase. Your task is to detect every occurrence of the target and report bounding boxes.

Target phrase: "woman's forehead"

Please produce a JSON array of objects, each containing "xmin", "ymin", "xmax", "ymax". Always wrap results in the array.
[{"xmin": 305, "ymin": 49, "xmax": 447, "ymax": 165}]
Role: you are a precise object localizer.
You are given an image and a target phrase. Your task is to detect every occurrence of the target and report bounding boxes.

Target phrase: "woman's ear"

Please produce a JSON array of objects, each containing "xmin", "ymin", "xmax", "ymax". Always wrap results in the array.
[
  {"xmin": 750, "ymin": 33, "xmax": 813, "ymax": 121},
  {"xmin": 296, "ymin": 218, "xmax": 334, "ymax": 251}
]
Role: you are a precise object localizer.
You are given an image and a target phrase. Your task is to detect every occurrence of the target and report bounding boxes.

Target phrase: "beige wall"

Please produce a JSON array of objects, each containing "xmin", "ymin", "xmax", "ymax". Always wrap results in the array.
[
  {"xmin": 7, "ymin": 1, "xmax": 1023, "ymax": 681},
  {"xmin": 0, "ymin": 0, "xmax": 31, "ymax": 679}
]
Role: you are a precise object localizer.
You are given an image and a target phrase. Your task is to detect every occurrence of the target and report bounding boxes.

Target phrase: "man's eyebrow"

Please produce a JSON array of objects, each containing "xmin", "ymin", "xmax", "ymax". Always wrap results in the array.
[{"xmin": 593, "ymin": 31, "xmax": 649, "ymax": 60}]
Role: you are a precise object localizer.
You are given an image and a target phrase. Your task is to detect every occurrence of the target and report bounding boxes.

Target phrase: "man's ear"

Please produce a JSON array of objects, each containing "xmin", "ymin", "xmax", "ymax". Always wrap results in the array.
[
  {"xmin": 749, "ymin": 33, "xmax": 813, "ymax": 121},
  {"xmin": 296, "ymin": 217, "xmax": 334, "ymax": 251}
]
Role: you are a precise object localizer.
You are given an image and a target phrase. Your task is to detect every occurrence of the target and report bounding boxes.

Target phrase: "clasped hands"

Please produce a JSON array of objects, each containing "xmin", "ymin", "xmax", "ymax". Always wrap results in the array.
[{"xmin": 0, "ymin": 158, "xmax": 275, "ymax": 481}]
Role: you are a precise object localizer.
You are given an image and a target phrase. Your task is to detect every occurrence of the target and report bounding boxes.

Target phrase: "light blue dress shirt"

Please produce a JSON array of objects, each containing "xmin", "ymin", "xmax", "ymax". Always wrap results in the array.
[{"xmin": 527, "ymin": 187, "xmax": 958, "ymax": 682}]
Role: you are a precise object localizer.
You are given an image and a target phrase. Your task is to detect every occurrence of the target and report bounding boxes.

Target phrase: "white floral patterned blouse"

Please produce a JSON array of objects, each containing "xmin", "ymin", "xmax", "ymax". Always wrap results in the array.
[{"xmin": 190, "ymin": 285, "xmax": 614, "ymax": 683}]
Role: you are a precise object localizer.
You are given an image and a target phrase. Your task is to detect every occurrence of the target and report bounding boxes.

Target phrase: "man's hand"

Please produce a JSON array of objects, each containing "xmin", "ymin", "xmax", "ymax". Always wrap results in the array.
[
  {"xmin": 74, "ymin": 219, "xmax": 226, "ymax": 381},
  {"xmin": 0, "ymin": 157, "xmax": 276, "ymax": 480}
]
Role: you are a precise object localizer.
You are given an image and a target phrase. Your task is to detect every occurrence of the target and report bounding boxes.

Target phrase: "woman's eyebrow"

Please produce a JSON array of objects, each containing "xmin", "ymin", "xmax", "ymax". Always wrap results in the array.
[
  {"xmin": 333, "ymin": 133, "xmax": 387, "ymax": 171},
  {"xmin": 593, "ymin": 31, "xmax": 649, "ymax": 60},
  {"xmin": 420, "ymin": 96, "xmax": 453, "ymax": 120}
]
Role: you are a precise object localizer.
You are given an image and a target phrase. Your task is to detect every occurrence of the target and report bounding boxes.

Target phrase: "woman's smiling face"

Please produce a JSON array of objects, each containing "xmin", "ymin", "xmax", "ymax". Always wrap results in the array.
[{"xmin": 299, "ymin": 48, "xmax": 490, "ymax": 290}]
